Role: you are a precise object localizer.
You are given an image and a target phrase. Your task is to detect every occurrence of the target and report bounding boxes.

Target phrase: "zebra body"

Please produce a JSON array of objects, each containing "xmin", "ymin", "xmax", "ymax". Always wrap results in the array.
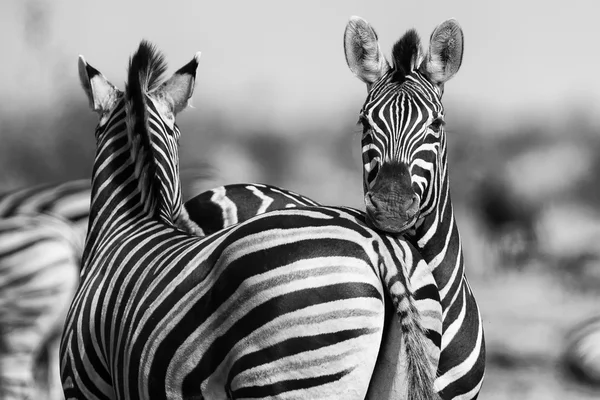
[
  {"xmin": 61, "ymin": 42, "xmax": 441, "ymax": 399},
  {"xmin": 344, "ymin": 17, "xmax": 485, "ymax": 398}
]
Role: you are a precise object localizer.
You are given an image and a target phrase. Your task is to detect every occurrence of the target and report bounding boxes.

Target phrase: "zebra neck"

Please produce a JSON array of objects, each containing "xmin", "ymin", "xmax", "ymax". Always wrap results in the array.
[
  {"xmin": 85, "ymin": 137, "xmax": 156, "ymax": 254},
  {"xmin": 412, "ymin": 179, "xmax": 465, "ymax": 312}
]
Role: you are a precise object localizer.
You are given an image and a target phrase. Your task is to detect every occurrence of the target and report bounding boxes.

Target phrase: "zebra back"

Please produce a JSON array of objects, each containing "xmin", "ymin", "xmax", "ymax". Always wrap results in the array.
[{"xmin": 564, "ymin": 315, "xmax": 600, "ymax": 386}]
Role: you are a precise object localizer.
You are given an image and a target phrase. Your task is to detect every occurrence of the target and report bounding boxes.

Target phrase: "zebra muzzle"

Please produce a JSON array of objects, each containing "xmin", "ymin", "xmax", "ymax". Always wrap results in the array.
[{"xmin": 364, "ymin": 191, "xmax": 419, "ymax": 233}]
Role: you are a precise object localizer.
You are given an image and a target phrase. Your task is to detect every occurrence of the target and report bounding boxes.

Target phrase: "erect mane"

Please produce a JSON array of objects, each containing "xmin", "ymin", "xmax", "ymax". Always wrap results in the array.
[
  {"xmin": 125, "ymin": 40, "xmax": 168, "ymax": 215},
  {"xmin": 391, "ymin": 29, "xmax": 422, "ymax": 82},
  {"xmin": 128, "ymin": 40, "xmax": 168, "ymax": 93}
]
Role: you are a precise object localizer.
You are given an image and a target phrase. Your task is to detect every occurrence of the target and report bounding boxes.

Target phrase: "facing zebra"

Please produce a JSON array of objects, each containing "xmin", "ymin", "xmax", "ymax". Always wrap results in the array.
[
  {"xmin": 60, "ymin": 41, "xmax": 441, "ymax": 399},
  {"xmin": 344, "ymin": 17, "xmax": 486, "ymax": 398}
]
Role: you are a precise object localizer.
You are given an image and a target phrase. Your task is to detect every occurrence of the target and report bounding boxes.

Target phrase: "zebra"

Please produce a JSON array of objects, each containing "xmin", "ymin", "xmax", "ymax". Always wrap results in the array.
[
  {"xmin": 0, "ymin": 213, "xmax": 80, "ymax": 400},
  {"xmin": 563, "ymin": 315, "xmax": 600, "ymax": 387},
  {"xmin": 343, "ymin": 17, "xmax": 486, "ymax": 398},
  {"xmin": 60, "ymin": 40, "xmax": 442, "ymax": 399}
]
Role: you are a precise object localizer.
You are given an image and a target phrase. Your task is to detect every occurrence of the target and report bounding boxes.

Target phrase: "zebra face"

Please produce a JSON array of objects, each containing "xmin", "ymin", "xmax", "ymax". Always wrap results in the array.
[
  {"xmin": 358, "ymin": 75, "xmax": 444, "ymax": 233},
  {"xmin": 344, "ymin": 17, "xmax": 463, "ymax": 233}
]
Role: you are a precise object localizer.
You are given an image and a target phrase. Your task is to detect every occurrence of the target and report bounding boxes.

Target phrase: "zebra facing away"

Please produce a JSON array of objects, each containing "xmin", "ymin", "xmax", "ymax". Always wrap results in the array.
[
  {"xmin": 60, "ymin": 42, "xmax": 442, "ymax": 399},
  {"xmin": 344, "ymin": 17, "xmax": 486, "ymax": 398}
]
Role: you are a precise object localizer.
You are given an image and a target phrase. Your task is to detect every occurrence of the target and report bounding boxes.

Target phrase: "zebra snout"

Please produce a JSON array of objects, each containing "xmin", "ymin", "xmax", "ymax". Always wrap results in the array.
[{"xmin": 364, "ymin": 191, "xmax": 419, "ymax": 233}]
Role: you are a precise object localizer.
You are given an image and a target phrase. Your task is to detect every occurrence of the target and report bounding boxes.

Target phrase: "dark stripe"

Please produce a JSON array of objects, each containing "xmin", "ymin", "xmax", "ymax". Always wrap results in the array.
[
  {"xmin": 227, "ymin": 327, "xmax": 377, "ymax": 382},
  {"xmin": 232, "ymin": 367, "xmax": 354, "ymax": 398}
]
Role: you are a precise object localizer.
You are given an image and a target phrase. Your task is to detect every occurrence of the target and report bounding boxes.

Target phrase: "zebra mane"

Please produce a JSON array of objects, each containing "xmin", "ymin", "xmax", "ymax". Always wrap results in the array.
[
  {"xmin": 126, "ymin": 40, "xmax": 168, "ymax": 216},
  {"xmin": 391, "ymin": 29, "xmax": 422, "ymax": 82}
]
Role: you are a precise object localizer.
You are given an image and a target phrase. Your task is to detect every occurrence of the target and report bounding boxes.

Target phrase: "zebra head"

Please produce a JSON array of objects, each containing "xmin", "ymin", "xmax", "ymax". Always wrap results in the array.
[
  {"xmin": 344, "ymin": 17, "xmax": 463, "ymax": 234},
  {"xmin": 77, "ymin": 41, "xmax": 200, "ymax": 225}
]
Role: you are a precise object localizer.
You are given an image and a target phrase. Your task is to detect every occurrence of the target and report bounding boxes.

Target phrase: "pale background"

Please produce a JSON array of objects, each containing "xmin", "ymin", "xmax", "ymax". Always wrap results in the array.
[{"xmin": 1, "ymin": 1, "xmax": 599, "ymax": 398}]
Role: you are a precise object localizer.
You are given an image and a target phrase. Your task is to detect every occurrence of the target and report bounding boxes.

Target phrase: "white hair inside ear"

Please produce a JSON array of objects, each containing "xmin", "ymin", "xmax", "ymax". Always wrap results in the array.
[
  {"xmin": 149, "ymin": 51, "xmax": 201, "ymax": 128},
  {"xmin": 78, "ymin": 55, "xmax": 120, "ymax": 123},
  {"xmin": 420, "ymin": 19, "xmax": 464, "ymax": 86},
  {"xmin": 344, "ymin": 16, "xmax": 390, "ymax": 88}
]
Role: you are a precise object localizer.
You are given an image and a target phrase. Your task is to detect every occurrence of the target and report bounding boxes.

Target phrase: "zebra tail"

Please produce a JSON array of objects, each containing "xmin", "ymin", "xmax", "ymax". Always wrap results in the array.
[{"xmin": 399, "ymin": 296, "xmax": 441, "ymax": 400}]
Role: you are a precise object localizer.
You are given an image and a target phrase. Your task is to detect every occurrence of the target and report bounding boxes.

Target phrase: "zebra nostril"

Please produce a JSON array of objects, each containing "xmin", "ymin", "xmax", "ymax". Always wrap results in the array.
[
  {"xmin": 405, "ymin": 194, "xmax": 419, "ymax": 218},
  {"xmin": 365, "ymin": 193, "xmax": 379, "ymax": 214},
  {"xmin": 366, "ymin": 193, "xmax": 380, "ymax": 209}
]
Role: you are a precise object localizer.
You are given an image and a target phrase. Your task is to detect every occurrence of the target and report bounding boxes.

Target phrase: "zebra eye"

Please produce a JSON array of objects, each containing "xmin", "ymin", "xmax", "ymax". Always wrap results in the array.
[{"xmin": 430, "ymin": 118, "xmax": 444, "ymax": 134}]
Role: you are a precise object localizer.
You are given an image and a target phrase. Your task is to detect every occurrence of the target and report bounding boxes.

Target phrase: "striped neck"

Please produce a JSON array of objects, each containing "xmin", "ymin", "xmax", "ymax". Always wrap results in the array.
[{"xmin": 409, "ymin": 136, "xmax": 464, "ymax": 311}]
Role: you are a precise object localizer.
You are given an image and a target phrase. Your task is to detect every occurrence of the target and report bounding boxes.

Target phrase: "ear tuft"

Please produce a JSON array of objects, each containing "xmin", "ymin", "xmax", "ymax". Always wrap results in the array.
[
  {"xmin": 420, "ymin": 19, "xmax": 464, "ymax": 86},
  {"xmin": 344, "ymin": 16, "xmax": 389, "ymax": 86}
]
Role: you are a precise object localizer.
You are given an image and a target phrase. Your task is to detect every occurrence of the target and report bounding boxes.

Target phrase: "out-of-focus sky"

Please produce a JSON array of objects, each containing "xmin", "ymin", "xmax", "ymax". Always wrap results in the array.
[{"xmin": 0, "ymin": 0, "xmax": 598, "ymax": 131}]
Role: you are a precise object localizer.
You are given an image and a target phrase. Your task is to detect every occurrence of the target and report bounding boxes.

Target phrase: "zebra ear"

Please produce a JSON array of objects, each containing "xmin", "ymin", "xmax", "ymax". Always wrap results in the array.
[
  {"xmin": 78, "ymin": 56, "xmax": 120, "ymax": 116},
  {"xmin": 420, "ymin": 19, "xmax": 464, "ymax": 87},
  {"xmin": 157, "ymin": 52, "xmax": 201, "ymax": 115},
  {"xmin": 344, "ymin": 16, "xmax": 390, "ymax": 88}
]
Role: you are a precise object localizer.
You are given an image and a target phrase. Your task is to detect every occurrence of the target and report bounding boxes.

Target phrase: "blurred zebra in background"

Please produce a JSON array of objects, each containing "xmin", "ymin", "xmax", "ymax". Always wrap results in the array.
[
  {"xmin": 564, "ymin": 315, "xmax": 600, "ymax": 388},
  {"xmin": 0, "ymin": 181, "xmax": 88, "ymax": 399}
]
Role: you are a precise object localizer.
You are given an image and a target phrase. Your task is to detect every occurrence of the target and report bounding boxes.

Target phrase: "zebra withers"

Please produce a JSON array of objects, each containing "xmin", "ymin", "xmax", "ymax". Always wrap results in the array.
[
  {"xmin": 61, "ymin": 41, "xmax": 441, "ymax": 399},
  {"xmin": 344, "ymin": 17, "xmax": 486, "ymax": 398}
]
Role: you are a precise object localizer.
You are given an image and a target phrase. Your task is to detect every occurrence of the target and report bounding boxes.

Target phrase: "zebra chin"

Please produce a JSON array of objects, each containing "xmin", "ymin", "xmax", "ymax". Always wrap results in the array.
[
  {"xmin": 364, "ymin": 205, "xmax": 419, "ymax": 234},
  {"xmin": 366, "ymin": 213, "xmax": 418, "ymax": 234}
]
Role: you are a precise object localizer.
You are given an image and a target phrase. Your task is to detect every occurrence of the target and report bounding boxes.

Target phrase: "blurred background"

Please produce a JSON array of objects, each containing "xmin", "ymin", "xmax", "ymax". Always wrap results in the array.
[{"xmin": 1, "ymin": 0, "xmax": 599, "ymax": 398}]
